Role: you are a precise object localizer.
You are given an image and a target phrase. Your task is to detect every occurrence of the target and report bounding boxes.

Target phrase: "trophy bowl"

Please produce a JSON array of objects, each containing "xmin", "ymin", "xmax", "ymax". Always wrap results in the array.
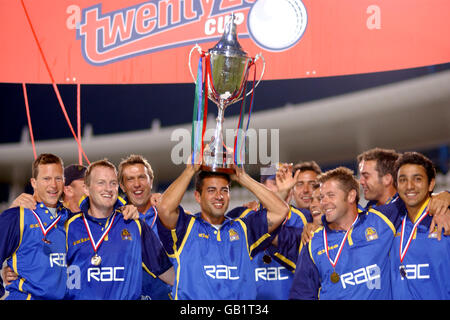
[{"xmin": 188, "ymin": 13, "xmax": 265, "ymax": 173}]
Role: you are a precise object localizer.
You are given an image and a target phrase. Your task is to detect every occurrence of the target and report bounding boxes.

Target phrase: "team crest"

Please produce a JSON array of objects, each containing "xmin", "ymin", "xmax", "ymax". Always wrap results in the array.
[
  {"xmin": 121, "ymin": 228, "xmax": 132, "ymax": 241},
  {"xmin": 428, "ymin": 226, "xmax": 438, "ymax": 239},
  {"xmin": 365, "ymin": 227, "xmax": 378, "ymax": 241},
  {"xmin": 229, "ymin": 229, "xmax": 239, "ymax": 242}
]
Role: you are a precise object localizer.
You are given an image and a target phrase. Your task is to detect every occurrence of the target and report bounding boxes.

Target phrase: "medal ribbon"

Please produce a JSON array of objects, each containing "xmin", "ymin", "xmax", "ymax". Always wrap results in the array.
[
  {"xmin": 234, "ymin": 60, "xmax": 256, "ymax": 166},
  {"xmin": 399, "ymin": 198, "xmax": 430, "ymax": 264},
  {"xmin": 31, "ymin": 209, "xmax": 61, "ymax": 239},
  {"xmin": 82, "ymin": 212, "xmax": 116, "ymax": 253},
  {"xmin": 191, "ymin": 54, "xmax": 206, "ymax": 165},
  {"xmin": 323, "ymin": 214, "xmax": 359, "ymax": 269}
]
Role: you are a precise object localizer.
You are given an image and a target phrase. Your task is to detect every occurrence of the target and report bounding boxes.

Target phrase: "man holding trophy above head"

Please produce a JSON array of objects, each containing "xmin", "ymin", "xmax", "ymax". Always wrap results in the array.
[{"xmin": 155, "ymin": 14, "xmax": 288, "ymax": 300}]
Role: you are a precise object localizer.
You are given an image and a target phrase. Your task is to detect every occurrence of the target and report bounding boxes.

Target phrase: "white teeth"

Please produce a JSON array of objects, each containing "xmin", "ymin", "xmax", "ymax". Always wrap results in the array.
[
  {"xmin": 102, "ymin": 194, "xmax": 112, "ymax": 198},
  {"xmin": 134, "ymin": 191, "xmax": 143, "ymax": 195}
]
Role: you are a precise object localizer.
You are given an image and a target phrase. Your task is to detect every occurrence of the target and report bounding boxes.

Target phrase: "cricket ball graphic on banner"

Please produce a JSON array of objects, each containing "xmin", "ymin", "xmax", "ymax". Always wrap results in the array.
[{"xmin": 247, "ymin": 0, "xmax": 308, "ymax": 51}]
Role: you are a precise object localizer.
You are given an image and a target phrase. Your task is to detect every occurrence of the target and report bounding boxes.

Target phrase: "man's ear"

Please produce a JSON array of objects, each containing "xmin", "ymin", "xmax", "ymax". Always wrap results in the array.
[
  {"xmin": 64, "ymin": 185, "xmax": 73, "ymax": 197},
  {"xmin": 428, "ymin": 178, "xmax": 436, "ymax": 193},
  {"xmin": 381, "ymin": 174, "xmax": 394, "ymax": 187},
  {"xmin": 347, "ymin": 189, "xmax": 357, "ymax": 204},
  {"xmin": 30, "ymin": 178, "xmax": 36, "ymax": 190},
  {"xmin": 194, "ymin": 190, "xmax": 201, "ymax": 204},
  {"xmin": 83, "ymin": 183, "xmax": 90, "ymax": 197}
]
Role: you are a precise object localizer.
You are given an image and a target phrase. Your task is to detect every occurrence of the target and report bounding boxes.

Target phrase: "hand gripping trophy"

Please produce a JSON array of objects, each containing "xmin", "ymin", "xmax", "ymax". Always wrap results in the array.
[{"xmin": 188, "ymin": 13, "xmax": 265, "ymax": 173}]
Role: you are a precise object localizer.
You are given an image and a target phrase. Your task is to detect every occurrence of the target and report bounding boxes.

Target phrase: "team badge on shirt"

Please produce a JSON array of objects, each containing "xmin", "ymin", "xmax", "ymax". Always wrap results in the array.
[
  {"xmin": 229, "ymin": 229, "xmax": 239, "ymax": 242},
  {"xmin": 121, "ymin": 228, "xmax": 132, "ymax": 241},
  {"xmin": 365, "ymin": 227, "xmax": 378, "ymax": 241}
]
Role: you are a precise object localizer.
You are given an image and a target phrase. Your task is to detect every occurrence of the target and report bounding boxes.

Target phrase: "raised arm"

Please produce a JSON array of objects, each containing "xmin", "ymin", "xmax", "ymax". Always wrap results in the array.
[
  {"xmin": 156, "ymin": 165, "xmax": 198, "ymax": 230},
  {"xmin": 231, "ymin": 166, "xmax": 289, "ymax": 233}
]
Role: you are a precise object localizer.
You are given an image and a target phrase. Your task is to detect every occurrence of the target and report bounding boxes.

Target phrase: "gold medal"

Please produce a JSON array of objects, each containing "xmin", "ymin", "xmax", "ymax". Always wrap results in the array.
[
  {"xmin": 330, "ymin": 271, "xmax": 340, "ymax": 284},
  {"xmin": 83, "ymin": 212, "xmax": 117, "ymax": 268},
  {"xmin": 91, "ymin": 254, "xmax": 102, "ymax": 266}
]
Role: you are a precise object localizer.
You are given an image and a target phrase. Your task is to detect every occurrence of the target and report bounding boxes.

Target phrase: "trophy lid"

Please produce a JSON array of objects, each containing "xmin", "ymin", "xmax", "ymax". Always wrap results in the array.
[{"xmin": 209, "ymin": 13, "xmax": 248, "ymax": 58}]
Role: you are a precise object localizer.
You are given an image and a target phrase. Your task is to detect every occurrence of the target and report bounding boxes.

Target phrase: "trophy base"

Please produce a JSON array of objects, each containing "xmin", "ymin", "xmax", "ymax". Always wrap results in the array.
[{"xmin": 200, "ymin": 165, "xmax": 235, "ymax": 174}]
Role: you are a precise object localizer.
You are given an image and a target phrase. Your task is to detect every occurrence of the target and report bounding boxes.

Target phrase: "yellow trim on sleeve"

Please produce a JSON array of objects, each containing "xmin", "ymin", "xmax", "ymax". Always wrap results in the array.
[
  {"xmin": 274, "ymin": 252, "xmax": 297, "ymax": 271},
  {"xmin": 368, "ymin": 208, "xmax": 396, "ymax": 235},
  {"xmin": 308, "ymin": 226, "xmax": 323, "ymax": 265},
  {"xmin": 11, "ymin": 207, "xmax": 25, "ymax": 274},
  {"xmin": 249, "ymin": 233, "xmax": 271, "ymax": 256},
  {"xmin": 134, "ymin": 219, "xmax": 142, "ymax": 235},
  {"xmin": 290, "ymin": 206, "xmax": 308, "ymax": 226},
  {"xmin": 169, "ymin": 216, "xmax": 195, "ymax": 300},
  {"xmin": 117, "ymin": 196, "xmax": 127, "ymax": 205},
  {"xmin": 176, "ymin": 216, "xmax": 195, "ymax": 256},
  {"xmin": 236, "ymin": 218, "xmax": 273, "ymax": 259},
  {"xmin": 238, "ymin": 208, "xmax": 253, "ymax": 219},
  {"xmin": 142, "ymin": 262, "xmax": 157, "ymax": 278},
  {"xmin": 170, "ymin": 229, "xmax": 178, "ymax": 256},
  {"xmin": 18, "ymin": 278, "xmax": 25, "ymax": 292},
  {"xmin": 235, "ymin": 219, "xmax": 250, "ymax": 257},
  {"xmin": 65, "ymin": 213, "xmax": 82, "ymax": 251}
]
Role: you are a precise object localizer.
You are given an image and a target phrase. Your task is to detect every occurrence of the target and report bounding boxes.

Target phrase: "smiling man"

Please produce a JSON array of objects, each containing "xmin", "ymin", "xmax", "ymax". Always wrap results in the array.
[
  {"xmin": 291, "ymin": 161, "xmax": 322, "ymax": 210},
  {"xmin": 65, "ymin": 159, "xmax": 173, "ymax": 300},
  {"xmin": 357, "ymin": 148, "xmax": 400, "ymax": 209},
  {"xmin": 389, "ymin": 152, "xmax": 450, "ymax": 299},
  {"xmin": 0, "ymin": 154, "xmax": 69, "ymax": 300},
  {"xmin": 118, "ymin": 154, "xmax": 172, "ymax": 300},
  {"xmin": 155, "ymin": 163, "xmax": 289, "ymax": 300},
  {"xmin": 289, "ymin": 167, "xmax": 402, "ymax": 300}
]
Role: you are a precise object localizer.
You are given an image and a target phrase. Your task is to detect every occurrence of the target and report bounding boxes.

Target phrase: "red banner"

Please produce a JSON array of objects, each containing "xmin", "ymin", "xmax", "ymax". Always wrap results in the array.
[{"xmin": 1, "ymin": 0, "xmax": 449, "ymax": 84}]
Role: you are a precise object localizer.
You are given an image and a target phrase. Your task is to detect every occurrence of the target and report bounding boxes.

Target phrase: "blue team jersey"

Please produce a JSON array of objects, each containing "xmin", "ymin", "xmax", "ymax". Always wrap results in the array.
[
  {"xmin": 358, "ymin": 193, "xmax": 399, "ymax": 212},
  {"xmin": 0, "ymin": 203, "xmax": 69, "ymax": 300},
  {"xmin": 227, "ymin": 205, "xmax": 310, "ymax": 300},
  {"xmin": 389, "ymin": 201, "xmax": 450, "ymax": 299},
  {"xmin": 156, "ymin": 205, "xmax": 270, "ymax": 300},
  {"xmin": 290, "ymin": 203, "xmax": 401, "ymax": 300},
  {"xmin": 139, "ymin": 205, "xmax": 172, "ymax": 300},
  {"xmin": 65, "ymin": 197, "xmax": 171, "ymax": 300}
]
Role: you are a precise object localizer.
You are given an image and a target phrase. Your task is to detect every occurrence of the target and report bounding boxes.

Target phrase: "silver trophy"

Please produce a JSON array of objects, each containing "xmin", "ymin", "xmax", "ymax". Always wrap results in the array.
[{"xmin": 189, "ymin": 13, "xmax": 265, "ymax": 173}]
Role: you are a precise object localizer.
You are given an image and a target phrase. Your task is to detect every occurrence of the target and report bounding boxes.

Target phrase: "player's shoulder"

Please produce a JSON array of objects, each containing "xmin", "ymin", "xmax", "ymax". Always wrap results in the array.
[
  {"xmin": 64, "ymin": 212, "xmax": 84, "ymax": 229},
  {"xmin": 367, "ymin": 202, "xmax": 397, "ymax": 219},
  {"xmin": 0, "ymin": 207, "xmax": 22, "ymax": 221},
  {"xmin": 365, "ymin": 204, "xmax": 398, "ymax": 233},
  {"xmin": 308, "ymin": 225, "xmax": 324, "ymax": 248},
  {"xmin": 226, "ymin": 206, "xmax": 257, "ymax": 220}
]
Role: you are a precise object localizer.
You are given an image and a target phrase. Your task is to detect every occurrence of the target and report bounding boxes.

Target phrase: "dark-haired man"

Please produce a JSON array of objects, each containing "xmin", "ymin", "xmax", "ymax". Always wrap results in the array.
[
  {"xmin": 155, "ymin": 163, "xmax": 289, "ymax": 300},
  {"xmin": 357, "ymin": 147, "xmax": 450, "ymax": 239},
  {"xmin": 389, "ymin": 152, "xmax": 450, "ymax": 299},
  {"xmin": 357, "ymin": 148, "xmax": 400, "ymax": 209}
]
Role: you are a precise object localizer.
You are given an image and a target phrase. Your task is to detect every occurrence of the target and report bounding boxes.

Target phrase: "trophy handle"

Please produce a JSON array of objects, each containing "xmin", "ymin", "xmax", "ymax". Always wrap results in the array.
[
  {"xmin": 245, "ymin": 53, "xmax": 265, "ymax": 97},
  {"xmin": 188, "ymin": 44, "xmax": 204, "ymax": 82}
]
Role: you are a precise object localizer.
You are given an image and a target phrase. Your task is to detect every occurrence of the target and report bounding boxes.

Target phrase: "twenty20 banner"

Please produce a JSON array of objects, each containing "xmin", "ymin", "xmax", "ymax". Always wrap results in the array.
[{"xmin": 1, "ymin": 0, "xmax": 449, "ymax": 84}]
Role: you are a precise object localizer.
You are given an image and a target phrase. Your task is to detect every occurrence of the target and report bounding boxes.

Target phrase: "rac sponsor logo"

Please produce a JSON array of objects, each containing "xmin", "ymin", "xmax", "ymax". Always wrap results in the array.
[{"xmin": 340, "ymin": 264, "xmax": 381, "ymax": 289}]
